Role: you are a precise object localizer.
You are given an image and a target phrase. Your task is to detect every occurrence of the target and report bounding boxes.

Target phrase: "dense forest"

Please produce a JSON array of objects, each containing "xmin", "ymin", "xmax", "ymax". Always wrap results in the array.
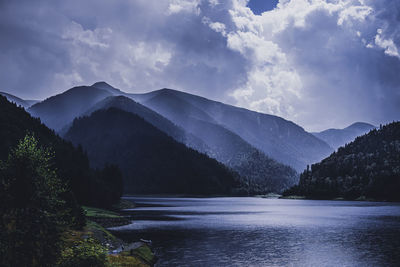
[
  {"xmin": 283, "ymin": 122, "xmax": 400, "ymax": 201},
  {"xmin": 0, "ymin": 95, "xmax": 122, "ymax": 207},
  {"xmin": 65, "ymin": 108, "xmax": 240, "ymax": 195}
]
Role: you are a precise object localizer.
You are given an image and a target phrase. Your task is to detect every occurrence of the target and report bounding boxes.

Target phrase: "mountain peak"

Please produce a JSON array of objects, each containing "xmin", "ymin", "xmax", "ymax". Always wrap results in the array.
[
  {"xmin": 91, "ymin": 81, "xmax": 125, "ymax": 95},
  {"xmin": 91, "ymin": 81, "xmax": 113, "ymax": 89},
  {"xmin": 346, "ymin": 122, "xmax": 376, "ymax": 131}
]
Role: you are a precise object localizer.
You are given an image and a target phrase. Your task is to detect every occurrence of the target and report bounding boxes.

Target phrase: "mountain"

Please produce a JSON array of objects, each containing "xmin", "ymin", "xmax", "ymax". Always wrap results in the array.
[
  {"xmin": 284, "ymin": 122, "xmax": 400, "ymax": 201},
  {"xmin": 0, "ymin": 91, "xmax": 39, "ymax": 108},
  {"xmin": 91, "ymin": 81, "xmax": 126, "ymax": 95},
  {"xmin": 65, "ymin": 108, "xmax": 239, "ymax": 195},
  {"xmin": 131, "ymin": 88, "xmax": 332, "ymax": 171},
  {"xmin": 19, "ymin": 82, "xmax": 329, "ymax": 187},
  {"xmin": 84, "ymin": 95, "xmax": 209, "ymax": 154},
  {"xmin": 138, "ymin": 90, "xmax": 298, "ymax": 193},
  {"xmin": 312, "ymin": 122, "xmax": 376, "ymax": 149},
  {"xmin": 28, "ymin": 86, "xmax": 113, "ymax": 131},
  {"xmin": 23, "ymin": 82, "xmax": 298, "ymax": 193},
  {"xmin": 0, "ymin": 95, "xmax": 122, "ymax": 207},
  {"xmin": 23, "ymin": 83, "xmax": 332, "ymax": 171}
]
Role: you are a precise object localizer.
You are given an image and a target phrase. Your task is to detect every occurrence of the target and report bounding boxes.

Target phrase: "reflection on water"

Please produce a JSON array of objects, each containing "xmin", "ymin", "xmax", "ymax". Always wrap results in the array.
[{"xmin": 111, "ymin": 197, "xmax": 400, "ymax": 266}]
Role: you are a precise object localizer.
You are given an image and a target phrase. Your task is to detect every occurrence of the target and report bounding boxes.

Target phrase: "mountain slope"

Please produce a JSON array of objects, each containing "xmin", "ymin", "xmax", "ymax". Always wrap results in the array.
[
  {"xmin": 0, "ymin": 95, "xmax": 122, "ymax": 207},
  {"xmin": 28, "ymin": 86, "xmax": 113, "ymax": 131},
  {"xmin": 65, "ymin": 108, "xmax": 239, "ymax": 195},
  {"xmin": 0, "ymin": 91, "xmax": 39, "ymax": 108},
  {"xmin": 312, "ymin": 122, "xmax": 376, "ymax": 149},
  {"xmin": 285, "ymin": 122, "xmax": 400, "ymax": 201},
  {"xmin": 85, "ymin": 95, "xmax": 209, "ymax": 153},
  {"xmin": 131, "ymin": 88, "xmax": 332, "ymax": 171},
  {"xmin": 23, "ymin": 82, "xmax": 332, "ymax": 172},
  {"xmin": 141, "ymin": 90, "xmax": 298, "ymax": 193},
  {"xmin": 91, "ymin": 81, "xmax": 126, "ymax": 95}
]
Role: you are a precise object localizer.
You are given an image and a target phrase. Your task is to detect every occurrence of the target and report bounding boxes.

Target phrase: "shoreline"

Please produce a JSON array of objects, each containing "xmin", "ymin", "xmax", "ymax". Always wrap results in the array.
[
  {"xmin": 79, "ymin": 201, "xmax": 157, "ymax": 266},
  {"xmin": 279, "ymin": 195, "xmax": 400, "ymax": 203},
  {"xmin": 123, "ymin": 194, "xmax": 400, "ymax": 204}
]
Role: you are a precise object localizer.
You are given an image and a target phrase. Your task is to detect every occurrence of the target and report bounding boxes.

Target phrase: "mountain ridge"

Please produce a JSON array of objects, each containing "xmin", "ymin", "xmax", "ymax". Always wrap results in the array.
[
  {"xmin": 8, "ymin": 81, "xmax": 333, "ymax": 172},
  {"xmin": 0, "ymin": 91, "xmax": 39, "ymax": 108},
  {"xmin": 312, "ymin": 122, "xmax": 376, "ymax": 149},
  {"xmin": 133, "ymin": 87, "xmax": 333, "ymax": 171}
]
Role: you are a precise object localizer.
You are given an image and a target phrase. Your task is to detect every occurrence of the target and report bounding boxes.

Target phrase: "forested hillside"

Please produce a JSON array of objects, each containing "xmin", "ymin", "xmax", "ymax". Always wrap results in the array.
[
  {"xmin": 0, "ymin": 95, "xmax": 122, "ymax": 207},
  {"xmin": 85, "ymin": 95, "xmax": 210, "ymax": 154},
  {"xmin": 284, "ymin": 122, "xmax": 400, "ymax": 201},
  {"xmin": 65, "ymin": 108, "xmax": 239, "ymax": 195}
]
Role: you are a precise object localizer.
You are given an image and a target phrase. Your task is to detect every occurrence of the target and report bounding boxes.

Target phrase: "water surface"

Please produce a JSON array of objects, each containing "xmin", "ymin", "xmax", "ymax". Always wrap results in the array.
[{"xmin": 111, "ymin": 197, "xmax": 400, "ymax": 266}]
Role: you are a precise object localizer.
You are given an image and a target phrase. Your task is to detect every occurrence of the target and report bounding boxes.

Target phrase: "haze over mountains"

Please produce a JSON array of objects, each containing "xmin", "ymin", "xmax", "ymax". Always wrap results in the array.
[
  {"xmin": 1, "ymin": 81, "xmax": 379, "ymax": 194},
  {"xmin": 312, "ymin": 122, "xmax": 376, "ymax": 150},
  {"xmin": 0, "ymin": 92, "xmax": 39, "ymax": 109},
  {"xmin": 134, "ymin": 88, "xmax": 332, "ymax": 171}
]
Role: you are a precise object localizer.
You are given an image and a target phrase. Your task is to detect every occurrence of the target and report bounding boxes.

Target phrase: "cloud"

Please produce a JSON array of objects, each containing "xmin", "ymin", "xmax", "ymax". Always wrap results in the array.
[
  {"xmin": 0, "ymin": 0, "xmax": 399, "ymax": 131},
  {"xmin": 221, "ymin": 0, "xmax": 400, "ymax": 130},
  {"xmin": 0, "ymin": 0, "xmax": 246, "ymax": 100}
]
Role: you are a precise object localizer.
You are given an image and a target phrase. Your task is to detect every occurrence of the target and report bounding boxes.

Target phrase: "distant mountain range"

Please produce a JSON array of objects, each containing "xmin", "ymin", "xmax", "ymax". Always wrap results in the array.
[
  {"xmin": 81, "ymin": 94, "xmax": 298, "ymax": 193},
  {"xmin": 285, "ymin": 122, "xmax": 400, "ymax": 201},
  {"xmin": 131, "ymin": 88, "xmax": 333, "ymax": 171},
  {"xmin": 25, "ymin": 82, "xmax": 333, "ymax": 173},
  {"xmin": 312, "ymin": 122, "xmax": 376, "ymax": 149},
  {"xmin": 2, "ymin": 81, "xmax": 378, "ymax": 194},
  {"xmin": 0, "ymin": 91, "xmax": 39, "ymax": 108}
]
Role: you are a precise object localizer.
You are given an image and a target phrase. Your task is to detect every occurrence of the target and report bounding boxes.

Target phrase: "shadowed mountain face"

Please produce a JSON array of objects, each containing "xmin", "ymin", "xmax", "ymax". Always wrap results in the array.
[
  {"xmin": 84, "ymin": 96, "xmax": 210, "ymax": 154},
  {"xmin": 131, "ymin": 89, "xmax": 333, "ymax": 171},
  {"xmin": 0, "ymin": 92, "xmax": 39, "ymax": 108},
  {"xmin": 312, "ymin": 122, "xmax": 376, "ymax": 150},
  {"xmin": 65, "ymin": 108, "xmax": 238, "ymax": 195},
  {"xmin": 28, "ymin": 86, "xmax": 113, "ymax": 131}
]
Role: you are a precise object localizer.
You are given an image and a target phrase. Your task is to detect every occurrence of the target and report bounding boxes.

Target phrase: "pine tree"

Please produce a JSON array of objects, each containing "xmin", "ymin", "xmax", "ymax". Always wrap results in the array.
[{"xmin": 0, "ymin": 135, "xmax": 80, "ymax": 266}]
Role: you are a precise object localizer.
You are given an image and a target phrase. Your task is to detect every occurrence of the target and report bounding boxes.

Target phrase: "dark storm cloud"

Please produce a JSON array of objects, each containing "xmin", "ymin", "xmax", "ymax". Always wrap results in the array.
[
  {"xmin": 0, "ymin": 0, "xmax": 399, "ymax": 131},
  {"xmin": 0, "ymin": 0, "xmax": 247, "ymax": 100}
]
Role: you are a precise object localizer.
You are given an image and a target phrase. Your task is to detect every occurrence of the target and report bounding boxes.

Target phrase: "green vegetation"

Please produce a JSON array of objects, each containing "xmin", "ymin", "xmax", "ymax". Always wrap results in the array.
[
  {"xmin": 0, "ymin": 135, "xmax": 84, "ymax": 266},
  {"xmin": 58, "ymin": 238, "xmax": 108, "ymax": 267},
  {"xmin": 83, "ymin": 206, "xmax": 122, "ymax": 218},
  {"xmin": 0, "ymin": 95, "xmax": 123, "ymax": 208},
  {"xmin": 85, "ymin": 220, "xmax": 117, "ymax": 243},
  {"xmin": 0, "ymin": 97, "xmax": 155, "ymax": 266},
  {"xmin": 107, "ymin": 254, "xmax": 149, "ymax": 267},
  {"xmin": 283, "ymin": 122, "xmax": 400, "ymax": 201},
  {"xmin": 129, "ymin": 245, "xmax": 155, "ymax": 264}
]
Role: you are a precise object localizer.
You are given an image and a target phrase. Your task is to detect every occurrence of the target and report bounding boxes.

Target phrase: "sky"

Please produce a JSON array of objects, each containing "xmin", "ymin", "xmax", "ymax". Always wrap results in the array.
[{"xmin": 0, "ymin": 0, "xmax": 399, "ymax": 131}]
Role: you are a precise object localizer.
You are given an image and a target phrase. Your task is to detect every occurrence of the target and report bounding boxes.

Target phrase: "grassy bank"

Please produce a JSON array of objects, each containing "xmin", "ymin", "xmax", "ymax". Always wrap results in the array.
[{"xmin": 59, "ymin": 200, "xmax": 156, "ymax": 266}]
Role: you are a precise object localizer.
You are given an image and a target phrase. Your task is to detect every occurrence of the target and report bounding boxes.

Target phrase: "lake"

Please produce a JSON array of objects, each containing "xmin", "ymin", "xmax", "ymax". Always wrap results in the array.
[{"xmin": 111, "ymin": 197, "xmax": 400, "ymax": 266}]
